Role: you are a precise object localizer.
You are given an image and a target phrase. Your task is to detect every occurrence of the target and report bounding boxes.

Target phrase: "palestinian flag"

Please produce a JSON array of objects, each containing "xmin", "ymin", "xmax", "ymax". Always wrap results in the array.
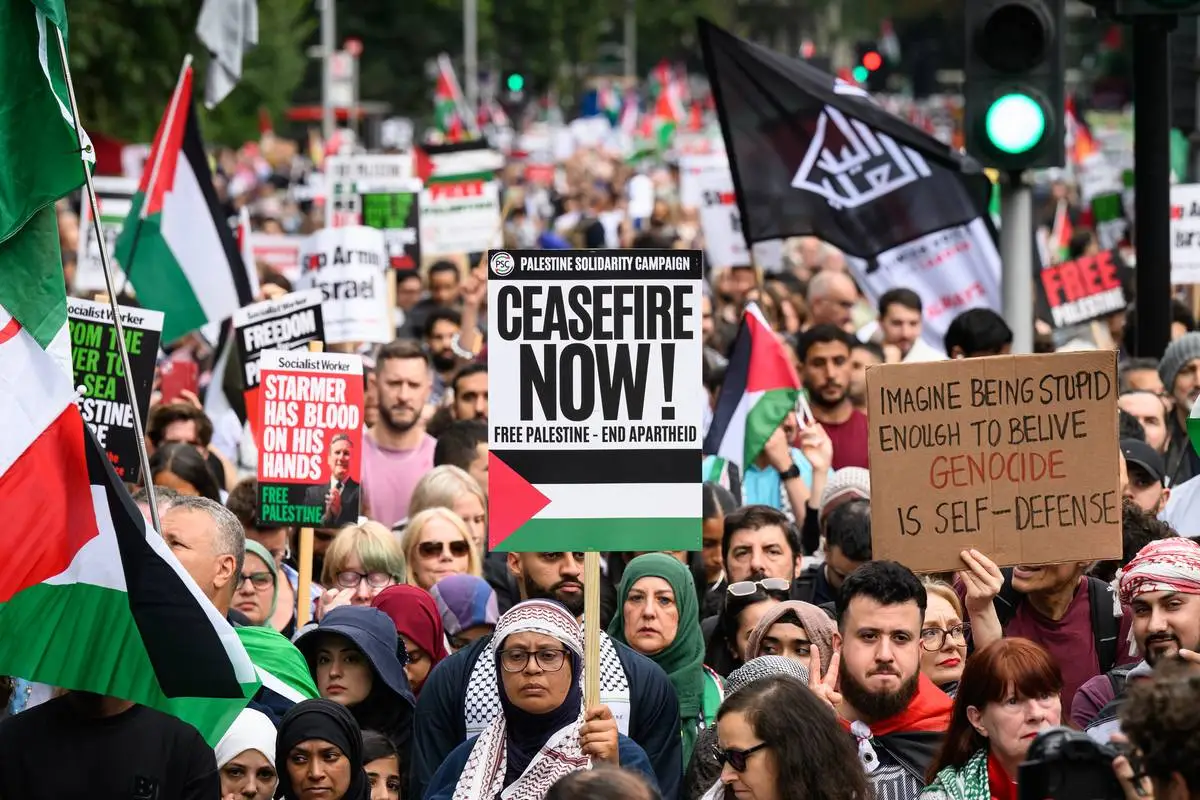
[
  {"xmin": 703, "ymin": 303, "xmax": 802, "ymax": 468},
  {"xmin": 1049, "ymin": 198, "xmax": 1073, "ymax": 265},
  {"xmin": 114, "ymin": 63, "xmax": 254, "ymax": 343}
]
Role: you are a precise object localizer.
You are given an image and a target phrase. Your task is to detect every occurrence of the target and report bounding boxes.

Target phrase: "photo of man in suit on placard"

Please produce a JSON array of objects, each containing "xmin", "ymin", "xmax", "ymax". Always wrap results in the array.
[{"xmin": 302, "ymin": 433, "xmax": 360, "ymax": 526}]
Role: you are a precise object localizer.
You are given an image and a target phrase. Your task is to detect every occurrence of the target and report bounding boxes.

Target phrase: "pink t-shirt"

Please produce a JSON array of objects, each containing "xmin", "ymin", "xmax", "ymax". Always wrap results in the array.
[{"xmin": 361, "ymin": 433, "xmax": 436, "ymax": 528}]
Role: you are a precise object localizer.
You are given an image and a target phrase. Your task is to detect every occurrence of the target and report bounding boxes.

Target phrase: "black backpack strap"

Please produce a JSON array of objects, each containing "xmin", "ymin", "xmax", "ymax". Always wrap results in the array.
[
  {"xmin": 1087, "ymin": 576, "xmax": 1121, "ymax": 674},
  {"xmin": 991, "ymin": 567, "xmax": 1022, "ymax": 629},
  {"xmin": 791, "ymin": 565, "xmax": 818, "ymax": 603}
]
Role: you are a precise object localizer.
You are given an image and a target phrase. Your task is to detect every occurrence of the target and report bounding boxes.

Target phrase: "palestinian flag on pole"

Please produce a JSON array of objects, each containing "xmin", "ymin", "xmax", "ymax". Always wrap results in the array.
[
  {"xmin": 114, "ymin": 62, "xmax": 254, "ymax": 343},
  {"xmin": 703, "ymin": 303, "xmax": 802, "ymax": 468}
]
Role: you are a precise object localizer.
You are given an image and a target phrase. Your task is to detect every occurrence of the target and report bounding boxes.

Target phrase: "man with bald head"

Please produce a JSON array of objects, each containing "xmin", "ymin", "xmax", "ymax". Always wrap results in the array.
[{"xmin": 806, "ymin": 271, "xmax": 858, "ymax": 332}]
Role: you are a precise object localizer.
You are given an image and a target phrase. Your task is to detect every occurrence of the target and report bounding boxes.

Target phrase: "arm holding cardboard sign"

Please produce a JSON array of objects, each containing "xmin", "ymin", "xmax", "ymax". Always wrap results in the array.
[{"xmin": 958, "ymin": 549, "xmax": 1004, "ymax": 651}]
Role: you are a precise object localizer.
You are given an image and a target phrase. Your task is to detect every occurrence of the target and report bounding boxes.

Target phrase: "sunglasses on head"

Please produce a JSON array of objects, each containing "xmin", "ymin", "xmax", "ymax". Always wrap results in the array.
[
  {"xmin": 418, "ymin": 540, "xmax": 471, "ymax": 559},
  {"xmin": 715, "ymin": 741, "xmax": 769, "ymax": 772},
  {"xmin": 727, "ymin": 577, "xmax": 790, "ymax": 597}
]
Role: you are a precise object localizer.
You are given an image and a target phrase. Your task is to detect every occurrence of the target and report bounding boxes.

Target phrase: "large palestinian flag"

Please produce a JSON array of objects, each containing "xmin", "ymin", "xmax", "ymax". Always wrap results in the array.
[
  {"xmin": 114, "ymin": 63, "xmax": 254, "ymax": 343},
  {"xmin": 703, "ymin": 302, "xmax": 802, "ymax": 467}
]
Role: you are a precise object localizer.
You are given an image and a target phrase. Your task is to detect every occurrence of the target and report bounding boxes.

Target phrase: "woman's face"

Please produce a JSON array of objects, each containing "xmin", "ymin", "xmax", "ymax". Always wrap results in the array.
[
  {"xmin": 315, "ymin": 635, "xmax": 374, "ymax": 707},
  {"xmin": 718, "ymin": 709, "xmax": 779, "ymax": 800},
  {"xmin": 452, "ymin": 493, "xmax": 487, "ymax": 553},
  {"xmin": 286, "ymin": 739, "xmax": 353, "ymax": 800},
  {"xmin": 756, "ymin": 621, "xmax": 810, "ymax": 663},
  {"xmin": 969, "ymin": 683, "xmax": 1062, "ymax": 768},
  {"xmin": 734, "ymin": 600, "xmax": 780, "ymax": 663},
  {"xmin": 499, "ymin": 631, "xmax": 574, "ymax": 715},
  {"xmin": 233, "ymin": 552, "xmax": 275, "ymax": 626},
  {"xmin": 622, "ymin": 576, "xmax": 680, "ymax": 657},
  {"xmin": 219, "ymin": 749, "xmax": 278, "ymax": 800},
  {"xmin": 340, "ymin": 553, "xmax": 396, "ymax": 606},
  {"xmin": 154, "ymin": 469, "xmax": 199, "ymax": 496},
  {"xmin": 413, "ymin": 518, "xmax": 471, "ymax": 590},
  {"xmin": 400, "ymin": 633, "xmax": 431, "ymax": 694},
  {"xmin": 919, "ymin": 593, "xmax": 967, "ymax": 687},
  {"xmin": 365, "ymin": 754, "xmax": 401, "ymax": 800}
]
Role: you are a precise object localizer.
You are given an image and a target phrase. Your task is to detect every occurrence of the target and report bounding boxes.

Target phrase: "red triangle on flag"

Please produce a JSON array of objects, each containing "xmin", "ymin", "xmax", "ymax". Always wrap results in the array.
[
  {"xmin": 487, "ymin": 453, "xmax": 551, "ymax": 550},
  {"xmin": 139, "ymin": 65, "xmax": 194, "ymax": 216}
]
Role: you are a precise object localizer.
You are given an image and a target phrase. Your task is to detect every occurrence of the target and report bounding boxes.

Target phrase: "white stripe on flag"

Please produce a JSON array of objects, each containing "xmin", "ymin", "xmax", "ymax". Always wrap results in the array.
[
  {"xmin": 533, "ymin": 482, "xmax": 699, "ymax": 520},
  {"xmin": 257, "ymin": 665, "xmax": 307, "ymax": 704},
  {"xmin": 0, "ymin": 309, "xmax": 75, "ymax": 474},
  {"xmin": 715, "ymin": 390, "xmax": 762, "ymax": 467}
]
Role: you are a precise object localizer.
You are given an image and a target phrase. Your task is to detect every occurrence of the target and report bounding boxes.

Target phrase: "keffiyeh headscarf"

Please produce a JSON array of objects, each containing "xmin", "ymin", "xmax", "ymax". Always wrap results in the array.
[
  {"xmin": 1119, "ymin": 538, "xmax": 1200, "ymax": 605},
  {"xmin": 453, "ymin": 600, "xmax": 590, "ymax": 800},
  {"xmin": 726, "ymin": 655, "xmax": 811, "ymax": 694}
]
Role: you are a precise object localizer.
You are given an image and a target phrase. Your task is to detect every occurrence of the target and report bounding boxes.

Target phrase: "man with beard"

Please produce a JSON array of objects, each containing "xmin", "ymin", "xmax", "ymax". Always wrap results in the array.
[
  {"xmin": 1158, "ymin": 332, "xmax": 1200, "ymax": 487},
  {"xmin": 361, "ymin": 340, "xmax": 436, "ymax": 527},
  {"xmin": 408, "ymin": 551, "xmax": 682, "ymax": 800},
  {"xmin": 424, "ymin": 307, "xmax": 463, "ymax": 406},
  {"xmin": 1073, "ymin": 537, "xmax": 1200, "ymax": 734},
  {"xmin": 811, "ymin": 561, "xmax": 952, "ymax": 800},
  {"xmin": 796, "ymin": 324, "xmax": 869, "ymax": 469}
]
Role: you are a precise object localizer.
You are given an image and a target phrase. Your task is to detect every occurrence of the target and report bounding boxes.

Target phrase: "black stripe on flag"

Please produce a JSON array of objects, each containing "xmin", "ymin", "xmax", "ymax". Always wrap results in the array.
[
  {"xmin": 492, "ymin": 448, "xmax": 700, "ymax": 485},
  {"xmin": 85, "ymin": 426, "xmax": 245, "ymax": 699},
  {"xmin": 702, "ymin": 313, "xmax": 751, "ymax": 455}
]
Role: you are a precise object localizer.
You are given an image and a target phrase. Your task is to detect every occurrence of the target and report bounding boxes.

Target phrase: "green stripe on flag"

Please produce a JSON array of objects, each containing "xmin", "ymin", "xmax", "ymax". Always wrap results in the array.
[
  {"xmin": 745, "ymin": 388, "xmax": 800, "ymax": 467},
  {"xmin": 0, "ymin": 205, "xmax": 67, "ymax": 350},
  {"xmin": 115, "ymin": 204, "xmax": 208, "ymax": 342},
  {"xmin": 497, "ymin": 517, "xmax": 701, "ymax": 552}
]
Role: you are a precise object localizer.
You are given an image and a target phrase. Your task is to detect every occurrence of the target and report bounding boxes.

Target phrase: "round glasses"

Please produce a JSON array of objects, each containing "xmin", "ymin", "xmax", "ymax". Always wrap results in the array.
[
  {"xmin": 920, "ymin": 623, "xmax": 971, "ymax": 652},
  {"xmin": 498, "ymin": 648, "xmax": 569, "ymax": 673},
  {"xmin": 335, "ymin": 570, "xmax": 393, "ymax": 590}
]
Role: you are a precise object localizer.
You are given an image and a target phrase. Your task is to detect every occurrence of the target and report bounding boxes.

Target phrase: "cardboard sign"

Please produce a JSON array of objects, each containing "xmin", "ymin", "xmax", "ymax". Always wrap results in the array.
[
  {"xmin": 419, "ymin": 180, "xmax": 503, "ymax": 257},
  {"xmin": 486, "ymin": 249, "xmax": 704, "ymax": 553},
  {"xmin": 1171, "ymin": 184, "xmax": 1200, "ymax": 284},
  {"xmin": 697, "ymin": 171, "xmax": 749, "ymax": 269},
  {"xmin": 256, "ymin": 349, "xmax": 364, "ymax": 526},
  {"xmin": 296, "ymin": 226, "xmax": 392, "ymax": 344},
  {"xmin": 1036, "ymin": 249, "xmax": 1132, "ymax": 329},
  {"xmin": 75, "ymin": 177, "xmax": 138, "ymax": 292},
  {"xmin": 866, "ymin": 350, "xmax": 1121, "ymax": 574},
  {"xmin": 67, "ymin": 298, "xmax": 164, "ymax": 483}
]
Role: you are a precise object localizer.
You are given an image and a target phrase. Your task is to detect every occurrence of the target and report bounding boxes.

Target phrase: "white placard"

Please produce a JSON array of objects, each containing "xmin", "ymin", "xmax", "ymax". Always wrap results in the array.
[
  {"xmin": 418, "ymin": 180, "xmax": 503, "ymax": 256},
  {"xmin": 296, "ymin": 226, "xmax": 392, "ymax": 344},
  {"xmin": 1171, "ymin": 184, "xmax": 1200, "ymax": 285},
  {"xmin": 696, "ymin": 172, "xmax": 748, "ymax": 269},
  {"xmin": 75, "ymin": 176, "xmax": 138, "ymax": 292},
  {"xmin": 678, "ymin": 153, "xmax": 730, "ymax": 208}
]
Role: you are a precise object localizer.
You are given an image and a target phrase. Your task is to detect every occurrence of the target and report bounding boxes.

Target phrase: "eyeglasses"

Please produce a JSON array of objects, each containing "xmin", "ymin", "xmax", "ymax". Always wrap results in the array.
[
  {"xmin": 498, "ymin": 648, "xmax": 569, "ymax": 673},
  {"xmin": 418, "ymin": 540, "xmax": 471, "ymax": 559},
  {"xmin": 727, "ymin": 578, "xmax": 790, "ymax": 597},
  {"xmin": 920, "ymin": 623, "xmax": 971, "ymax": 652},
  {"xmin": 335, "ymin": 570, "xmax": 394, "ymax": 589},
  {"xmin": 715, "ymin": 741, "xmax": 769, "ymax": 772},
  {"xmin": 239, "ymin": 571, "xmax": 274, "ymax": 590}
]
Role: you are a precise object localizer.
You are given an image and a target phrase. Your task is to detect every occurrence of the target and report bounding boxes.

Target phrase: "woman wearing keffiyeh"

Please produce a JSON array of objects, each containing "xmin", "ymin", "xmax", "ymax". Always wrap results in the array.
[{"xmin": 424, "ymin": 599, "xmax": 659, "ymax": 800}]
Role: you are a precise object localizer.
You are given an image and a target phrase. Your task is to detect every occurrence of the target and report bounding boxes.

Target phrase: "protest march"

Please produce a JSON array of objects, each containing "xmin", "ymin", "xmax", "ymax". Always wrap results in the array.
[{"xmin": 5, "ymin": 1, "xmax": 1200, "ymax": 800}]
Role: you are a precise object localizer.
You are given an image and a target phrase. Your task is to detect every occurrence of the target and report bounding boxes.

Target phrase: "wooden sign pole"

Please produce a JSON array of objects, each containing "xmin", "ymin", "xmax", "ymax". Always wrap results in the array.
[
  {"xmin": 295, "ymin": 340, "xmax": 326, "ymax": 628},
  {"xmin": 583, "ymin": 551, "xmax": 602, "ymax": 709}
]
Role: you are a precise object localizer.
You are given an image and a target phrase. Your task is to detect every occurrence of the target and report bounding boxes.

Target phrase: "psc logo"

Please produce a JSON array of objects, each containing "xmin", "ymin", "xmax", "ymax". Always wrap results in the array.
[{"xmin": 489, "ymin": 251, "xmax": 516, "ymax": 277}]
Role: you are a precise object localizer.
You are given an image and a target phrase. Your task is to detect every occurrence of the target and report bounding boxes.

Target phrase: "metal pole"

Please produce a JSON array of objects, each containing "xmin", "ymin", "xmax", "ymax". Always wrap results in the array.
[
  {"xmin": 321, "ymin": 0, "xmax": 336, "ymax": 141},
  {"xmin": 464, "ymin": 0, "xmax": 478, "ymax": 114},
  {"xmin": 1133, "ymin": 16, "xmax": 1174, "ymax": 360},
  {"xmin": 624, "ymin": 0, "xmax": 636, "ymax": 79},
  {"xmin": 54, "ymin": 28, "xmax": 162, "ymax": 535},
  {"xmin": 1000, "ymin": 174, "xmax": 1034, "ymax": 354}
]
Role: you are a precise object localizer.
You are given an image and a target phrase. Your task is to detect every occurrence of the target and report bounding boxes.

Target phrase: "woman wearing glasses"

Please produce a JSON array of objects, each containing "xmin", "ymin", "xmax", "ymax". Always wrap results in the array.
[
  {"xmin": 706, "ymin": 674, "xmax": 866, "ymax": 800},
  {"xmin": 296, "ymin": 606, "xmax": 417, "ymax": 784},
  {"xmin": 317, "ymin": 522, "xmax": 407, "ymax": 620},
  {"xmin": 408, "ymin": 465, "xmax": 488, "ymax": 555},
  {"xmin": 919, "ymin": 580, "xmax": 971, "ymax": 698},
  {"xmin": 233, "ymin": 539, "xmax": 280, "ymax": 628},
  {"xmin": 425, "ymin": 599, "xmax": 658, "ymax": 799},
  {"xmin": 705, "ymin": 578, "xmax": 791, "ymax": 676},
  {"xmin": 401, "ymin": 507, "xmax": 482, "ymax": 591},
  {"xmin": 921, "ymin": 638, "xmax": 1063, "ymax": 800}
]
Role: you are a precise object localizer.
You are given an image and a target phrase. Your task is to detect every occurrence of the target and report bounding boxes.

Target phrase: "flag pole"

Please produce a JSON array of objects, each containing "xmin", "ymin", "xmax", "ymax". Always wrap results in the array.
[
  {"xmin": 114, "ymin": 53, "xmax": 194, "ymax": 298},
  {"xmin": 54, "ymin": 28, "xmax": 163, "ymax": 534}
]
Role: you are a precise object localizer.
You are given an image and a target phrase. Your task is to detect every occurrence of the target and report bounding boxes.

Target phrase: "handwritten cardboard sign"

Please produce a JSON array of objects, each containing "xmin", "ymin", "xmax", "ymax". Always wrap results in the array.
[{"xmin": 866, "ymin": 350, "xmax": 1121, "ymax": 574}]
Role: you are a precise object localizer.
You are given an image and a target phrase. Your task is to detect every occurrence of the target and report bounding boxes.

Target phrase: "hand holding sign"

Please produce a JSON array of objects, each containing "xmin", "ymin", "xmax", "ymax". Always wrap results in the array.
[{"xmin": 798, "ymin": 423, "xmax": 833, "ymax": 474}]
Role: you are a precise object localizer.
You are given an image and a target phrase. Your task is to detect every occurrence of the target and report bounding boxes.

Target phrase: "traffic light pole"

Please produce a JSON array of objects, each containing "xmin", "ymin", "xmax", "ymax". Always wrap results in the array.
[
  {"xmin": 1132, "ymin": 15, "xmax": 1175, "ymax": 359},
  {"xmin": 1000, "ymin": 174, "xmax": 1035, "ymax": 353}
]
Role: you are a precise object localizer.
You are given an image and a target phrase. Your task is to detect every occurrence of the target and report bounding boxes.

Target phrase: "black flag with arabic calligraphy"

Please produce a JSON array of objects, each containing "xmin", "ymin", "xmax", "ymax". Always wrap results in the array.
[{"xmin": 697, "ymin": 18, "xmax": 993, "ymax": 261}]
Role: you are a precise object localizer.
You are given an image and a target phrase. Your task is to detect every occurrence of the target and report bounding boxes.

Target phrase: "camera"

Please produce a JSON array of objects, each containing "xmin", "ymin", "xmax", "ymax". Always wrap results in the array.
[{"xmin": 1018, "ymin": 727, "xmax": 1125, "ymax": 800}]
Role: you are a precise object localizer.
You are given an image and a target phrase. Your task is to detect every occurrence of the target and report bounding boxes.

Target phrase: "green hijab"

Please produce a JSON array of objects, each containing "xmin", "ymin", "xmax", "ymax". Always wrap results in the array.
[
  {"xmin": 608, "ymin": 553, "xmax": 705, "ymax": 720},
  {"xmin": 243, "ymin": 539, "xmax": 279, "ymax": 621}
]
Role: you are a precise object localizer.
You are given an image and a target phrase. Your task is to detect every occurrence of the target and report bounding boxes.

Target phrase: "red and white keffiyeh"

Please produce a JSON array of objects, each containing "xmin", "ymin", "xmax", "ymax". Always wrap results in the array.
[{"xmin": 1119, "ymin": 538, "xmax": 1200, "ymax": 605}]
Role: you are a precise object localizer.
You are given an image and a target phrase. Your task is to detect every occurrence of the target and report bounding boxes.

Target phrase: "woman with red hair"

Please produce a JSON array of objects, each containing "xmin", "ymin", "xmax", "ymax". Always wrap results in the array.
[{"xmin": 921, "ymin": 638, "xmax": 1063, "ymax": 800}]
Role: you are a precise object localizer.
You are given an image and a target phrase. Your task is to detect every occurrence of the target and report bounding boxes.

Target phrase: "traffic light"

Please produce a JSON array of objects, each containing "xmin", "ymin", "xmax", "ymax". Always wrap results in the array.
[
  {"xmin": 852, "ymin": 41, "xmax": 890, "ymax": 91},
  {"xmin": 964, "ymin": 0, "xmax": 1065, "ymax": 171},
  {"xmin": 505, "ymin": 72, "xmax": 525, "ymax": 93}
]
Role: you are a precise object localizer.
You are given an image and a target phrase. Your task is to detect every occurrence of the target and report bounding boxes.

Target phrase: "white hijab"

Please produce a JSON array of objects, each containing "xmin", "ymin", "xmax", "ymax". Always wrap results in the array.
[{"xmin": 215, "ymin": 708, "xmax": 278, "ymax": 769}]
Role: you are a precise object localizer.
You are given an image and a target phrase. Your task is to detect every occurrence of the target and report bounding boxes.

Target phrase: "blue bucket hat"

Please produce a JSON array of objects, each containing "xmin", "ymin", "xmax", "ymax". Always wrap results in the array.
[{"xmin": 294, "ymin": 606, "xmax": 415, "ymax": 708}]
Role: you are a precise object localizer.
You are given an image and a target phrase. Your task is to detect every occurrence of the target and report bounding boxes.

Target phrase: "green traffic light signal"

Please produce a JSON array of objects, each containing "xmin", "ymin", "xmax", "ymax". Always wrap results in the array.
[
  {"xmin": 851, "ymin": 65, "xmax": 869, "ymax": 83},
  {"xmin": 506, "ymin": 73, "xmax": 525, "ymax": 92},
  {"xmin": 984, "ymin": 93, "xmax": 1046, "ymax": 155}
]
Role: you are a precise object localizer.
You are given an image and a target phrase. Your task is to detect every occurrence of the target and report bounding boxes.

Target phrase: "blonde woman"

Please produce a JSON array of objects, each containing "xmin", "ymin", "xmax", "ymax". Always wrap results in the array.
[
  {"xmin": 317, "ymin": 521, "xmax": 407, "ymax": 620},
  {"xmin": 402, "ymin": 507, "xmax": 482, "ymax": 591},
  {"xmin": 408, "ymin": 465, "xmax": 488, "ymax": 553}
]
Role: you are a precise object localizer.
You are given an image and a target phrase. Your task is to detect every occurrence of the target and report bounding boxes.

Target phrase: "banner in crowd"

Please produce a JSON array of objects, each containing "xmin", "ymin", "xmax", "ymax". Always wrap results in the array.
[
  {"xmin": 416, "ymin": 140, "xmax": 506, "ymax": 183},
  {"xmin": 234, "ymin": 289, "xmax": 326, "ymax": 436},
  {"xmin": 1035, "ymin": 248, "xmax": 1132, "ymax": 329},
  {"xmin": 486, "ymin": 249, "xmax": 704, "ymax": 552},
  {"xmin": 325, "ymin": 154, "xmax": 422, "ymax": 269},
  {"xmin": 67, "ymin": 298, "xmax": 164, "ymax": 482},
  {"xmin": 75, "ymin": 176, "xmax": 138, "ymax": 292},
  {"xmin": 699, "ymin": 19, "xmax": 1001, "ymax": 348},
  {"xmin": 1090, "ymin": 191, "xmax": 1130, "ymax": 252},
  {"xmin": 697, "ymin": 171, "xmax": 749, "ymax": 269},
  {"xmin": 256, "ymin": 349, "xmax": 364, "ymax": 526},
  {"xmin": 249, "ymin": 232, "xmax": 305, "ymax": 284},
  {"xmin": 866, "ymin": 350, "xmax": 1122, "ymax": 573},
  {"xmin": 1171, "ymin": 183, "xmax": 1200, "ymax": 284},
  {"xmin": 296, "ymin": 226, "xmax": 392, "ymax": 344},
  {"xmin": 419, "ymin": 179, "xmax": 503, "ymax": 257},
  {"xmin": 679, "ymin": 152, "xmax": 730, "ymax": 208}
]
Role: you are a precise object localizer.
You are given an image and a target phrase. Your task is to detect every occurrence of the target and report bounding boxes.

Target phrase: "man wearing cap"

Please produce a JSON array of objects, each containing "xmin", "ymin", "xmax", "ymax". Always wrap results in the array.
[
  {"xmin": 1121, "ymin": 439, "xmax": 1171, "ymax": 515},
  {"xmin": 1072, "ymin": 538, "xmax": 1200, "ymax": 734},
  {"xmin": 794, "ymin": 469, "xmax": 873, "ymax": 608},
  {"xmin": 1158, "ymin": 332, "xmax": 1200, "ymax": 487}
]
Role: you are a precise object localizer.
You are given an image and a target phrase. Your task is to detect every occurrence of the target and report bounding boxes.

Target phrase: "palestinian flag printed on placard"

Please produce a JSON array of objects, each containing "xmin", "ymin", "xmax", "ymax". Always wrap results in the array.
[
  {"xmin": 114, "ymin": 63, "xmax": 254, "ymax": 343},
  {"xmin": 703, "ymin": 303, "xmax": 802, "ymax": 468}
]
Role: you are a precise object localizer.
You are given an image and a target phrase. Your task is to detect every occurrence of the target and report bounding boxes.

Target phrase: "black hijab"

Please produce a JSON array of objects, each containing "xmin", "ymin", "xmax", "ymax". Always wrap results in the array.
[
  {"xmin": 276, "ymin": 699, "xmax": 370, "ymax": 800},
  {"xmin": 495, "ymin": 647, "xmax": 583, "ymax": 788}
]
